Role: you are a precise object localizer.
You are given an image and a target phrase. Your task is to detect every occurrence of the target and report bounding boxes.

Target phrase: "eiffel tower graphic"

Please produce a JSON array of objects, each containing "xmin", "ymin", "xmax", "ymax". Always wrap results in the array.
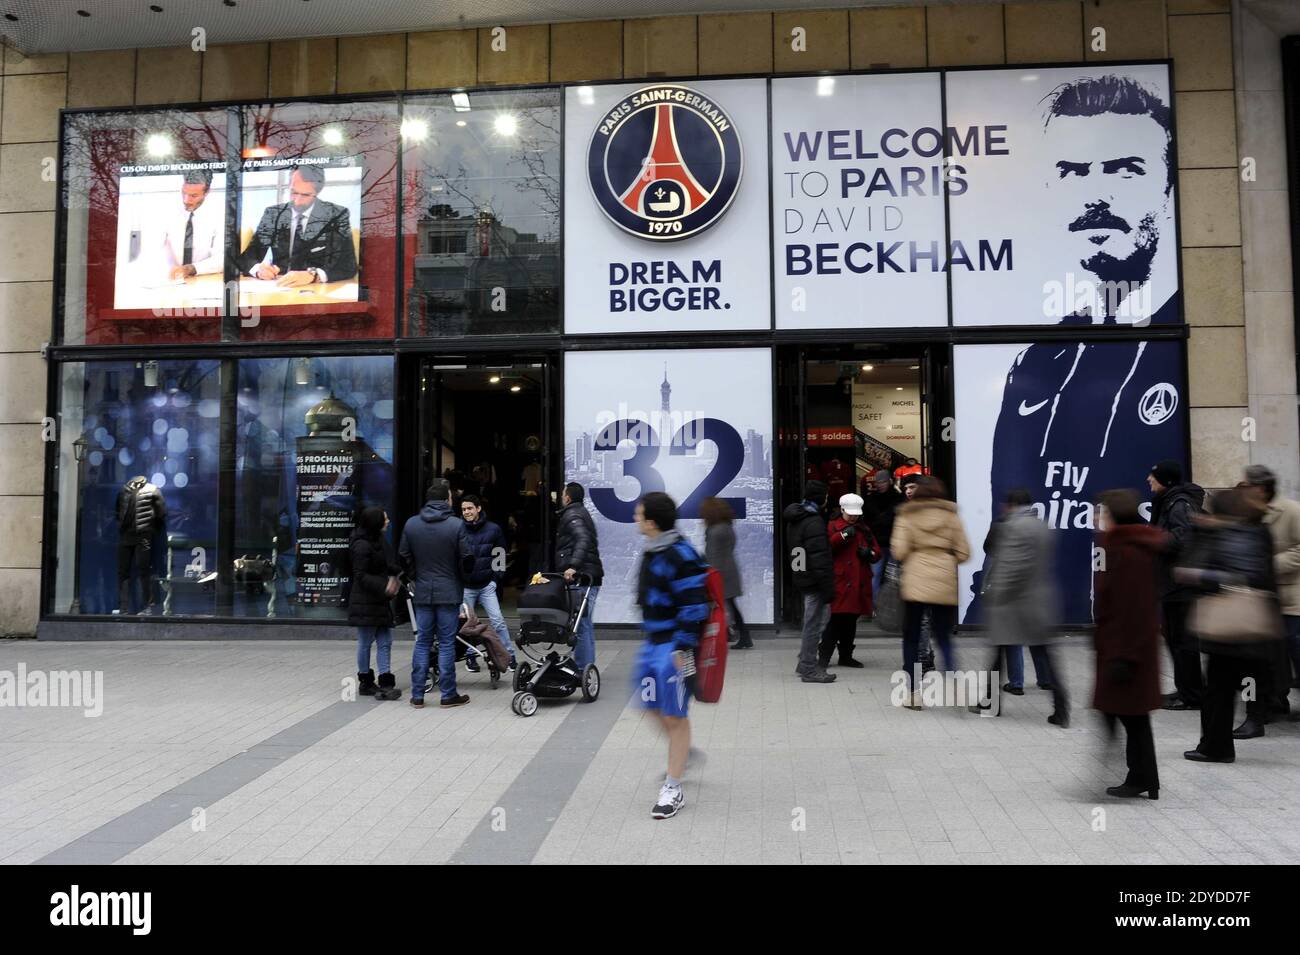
[{"xmin": 618, "ymin": 103, "xmax": 711, "ymax": 217}]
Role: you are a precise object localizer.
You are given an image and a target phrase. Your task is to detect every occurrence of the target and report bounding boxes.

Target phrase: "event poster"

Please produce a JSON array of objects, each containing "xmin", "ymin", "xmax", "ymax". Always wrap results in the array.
[
  {"xmin": 565, "ymin": 348, "xmax": 774, "ymax": 624},
  {"xmin": 563, "ymin": 80, "xmax": 771, "ymax": 334},
  {"xmin": 293, "ymin": 440, "xmax": 358, "ymax": 609},
  {"xmin": 946, "ymin": 65, "xmax": 1179, "ymax": 326},
  {"xmin": 954, "ymin": 340, "xmax": 1187, "ymax": 626},
  {"xmin": 771, "ymin": 73, "xmax": 948, "ymax": 329}
]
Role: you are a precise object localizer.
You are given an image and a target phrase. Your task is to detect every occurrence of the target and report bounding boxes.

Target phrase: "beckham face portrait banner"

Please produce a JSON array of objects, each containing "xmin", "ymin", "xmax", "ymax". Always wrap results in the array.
[
  {"xmin": 564, "ymin": 348, "xmax": 774, "ymax": 625},
  {"xmin": 955, "ymin": 340, "xmax": 1188, "ymax": 626},
  {"xmin": 770, "ymin": 63, "xmax": 1178, "ymax": 329}
]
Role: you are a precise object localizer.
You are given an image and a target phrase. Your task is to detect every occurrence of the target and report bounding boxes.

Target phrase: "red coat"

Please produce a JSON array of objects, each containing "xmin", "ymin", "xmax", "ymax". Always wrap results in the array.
[
  {"xmin": 1092, "ymin": 524, "xmax": 1168, "ymax": 715},
  {"xmin": 827, "ymin": 516, "xmax": 881, "ymax": 615}
]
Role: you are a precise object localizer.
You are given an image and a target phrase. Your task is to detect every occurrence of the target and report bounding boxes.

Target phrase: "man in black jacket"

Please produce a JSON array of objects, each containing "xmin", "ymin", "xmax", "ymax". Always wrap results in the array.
[
  {"xmin": 555, "ymin": 482, "xmax": 604, "ymax": 671},
  {"xmin": 460, "ymin": 494, "xmax": 514, "ymax": 671},
  {"xmin": 399, "ymin": 479, "xmax": 471, "ymax": 709},
  {"xmin": 862, "ymin": 471, "xmax": 904, "ymax": 600},
  {"xmin": 783, "ymin": 480, "xmax": 836, "ymax": 684},
  {"xmin": 1148, "ymin": 459, "xmax": 1206, "ymax": 710}
]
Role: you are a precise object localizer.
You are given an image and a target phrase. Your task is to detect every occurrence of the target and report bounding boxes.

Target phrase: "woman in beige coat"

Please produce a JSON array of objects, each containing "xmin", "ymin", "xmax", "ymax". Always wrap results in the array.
[{"xmin": 891, "ymin": 477, "xmax": 971, "ymax": 708}]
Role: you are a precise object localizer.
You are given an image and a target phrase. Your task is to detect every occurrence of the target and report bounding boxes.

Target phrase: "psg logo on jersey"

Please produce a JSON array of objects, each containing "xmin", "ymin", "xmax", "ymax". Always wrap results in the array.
[{"xmin": 587, "ymin": 84, "xmax": 743, "ymax": 241}]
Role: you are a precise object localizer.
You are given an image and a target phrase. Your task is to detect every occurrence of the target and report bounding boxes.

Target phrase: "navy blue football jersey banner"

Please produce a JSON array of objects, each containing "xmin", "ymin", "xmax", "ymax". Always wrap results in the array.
[{"xmin": 955, "ymin": 340, "xmax": 1187, "ymax": 626}]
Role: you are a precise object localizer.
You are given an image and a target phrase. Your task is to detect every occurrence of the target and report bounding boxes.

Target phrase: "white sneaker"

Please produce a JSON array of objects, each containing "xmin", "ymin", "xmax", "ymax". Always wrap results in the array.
[{"xmin": 651, "ymin": 783, "xmax": 684, "ymax": 819}]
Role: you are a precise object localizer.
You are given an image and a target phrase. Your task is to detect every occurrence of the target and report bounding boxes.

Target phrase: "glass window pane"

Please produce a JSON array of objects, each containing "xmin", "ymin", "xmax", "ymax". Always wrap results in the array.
[
  {"xmin": 52, "ymin": 360, "xmax": 223, "ymax": 614},
  {"xmin": 61, "ymin": 109, "xmax": 231, "ymax": 345},
  {"xmin": 402, "ymin": 89, "xmax": 561, "ymax": 337},
  {"xmin": 236, "ymin": 101, "xmax": 399, "ymax": 341},
  {"xmin": 234, "ymin": 356, "xmax": 395, "ymax": 619}
]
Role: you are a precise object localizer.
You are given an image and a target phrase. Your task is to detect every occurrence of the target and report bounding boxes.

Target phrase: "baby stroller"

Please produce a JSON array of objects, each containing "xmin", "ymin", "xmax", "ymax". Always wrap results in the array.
[
  {"xmin": 510, "ymin": 572, "xmax": 599, "ymax": 717},
  {"xmin": 403, "ymin": 584, "xmax": 508, "ymax": 693}
]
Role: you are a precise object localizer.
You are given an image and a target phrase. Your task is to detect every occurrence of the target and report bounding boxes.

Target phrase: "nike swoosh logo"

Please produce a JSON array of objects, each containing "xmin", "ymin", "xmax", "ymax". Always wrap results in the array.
[{"xmin": 1018, "ymin": 399, "xmax": 1049, "ymax": 416}]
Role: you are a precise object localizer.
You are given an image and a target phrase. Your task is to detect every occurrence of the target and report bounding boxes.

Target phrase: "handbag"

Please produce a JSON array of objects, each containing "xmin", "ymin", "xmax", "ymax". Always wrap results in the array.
[
  {"xmin": 1189, "ymin": 585, "xmax": 1283, "ymax": 644},
  {"xmin": 875, "ymin": 558, "xmax": 902, "ymax": 632}
]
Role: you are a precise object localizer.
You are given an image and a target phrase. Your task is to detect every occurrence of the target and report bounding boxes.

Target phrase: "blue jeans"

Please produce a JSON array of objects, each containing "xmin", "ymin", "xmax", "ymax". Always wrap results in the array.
[
  {"xmin": 902, "ymin": 602, "xmax": 956, "ymax": 689},
  {"xmin": 356, "ymin": 626, "xmax": 392, "ymax": 675},
  {"xmin": 573, "ymin": 584, "xmax": 599, "ymax": 671},
  {"xmin": 1002, "ymin": 644, "xmax": 1054, "ymax": 689},
  {"xmin": 462, "ymin": 581, "xmax": 514, "ymax": 657},
  {"xmin": 412, "ymin": 604, "xmax": 460, "ymax": 702},
  {"xmin": 871, "ymin": 547, "xmax": 890, "ymax": 599}
]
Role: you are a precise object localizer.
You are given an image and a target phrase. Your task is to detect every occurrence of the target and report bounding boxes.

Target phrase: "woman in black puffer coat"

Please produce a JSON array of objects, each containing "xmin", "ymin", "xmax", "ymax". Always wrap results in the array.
[
  {"xmin": 349, "ymin": 506, "xmax": 403, "ymax": 701},
  {"xmin": 1176, "ymin": 488, "xmax": 1284, "ymax": 764}
]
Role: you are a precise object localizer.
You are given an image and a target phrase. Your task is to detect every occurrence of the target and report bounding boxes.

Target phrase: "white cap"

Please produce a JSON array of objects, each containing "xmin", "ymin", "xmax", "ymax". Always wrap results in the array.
[{"xmin": 839, "ymin": 493, "xmax": 864, "ymax": 516}]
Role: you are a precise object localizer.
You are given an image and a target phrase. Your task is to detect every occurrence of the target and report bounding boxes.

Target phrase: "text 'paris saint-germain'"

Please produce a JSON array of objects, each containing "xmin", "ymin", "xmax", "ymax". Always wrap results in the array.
[{"xmin": 782, "ymin": 122, "xmax": 1013, "ymax": 277}]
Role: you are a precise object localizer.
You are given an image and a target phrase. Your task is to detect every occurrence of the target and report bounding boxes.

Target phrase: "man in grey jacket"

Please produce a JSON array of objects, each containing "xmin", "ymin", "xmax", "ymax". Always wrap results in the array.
[
  {"xmin": 978, "ymin": 488, "xmax": 1069, "ymax": 726},
  {"xmin": 399, "ymin": 479, "xmax": 470, "ymax": 708}
]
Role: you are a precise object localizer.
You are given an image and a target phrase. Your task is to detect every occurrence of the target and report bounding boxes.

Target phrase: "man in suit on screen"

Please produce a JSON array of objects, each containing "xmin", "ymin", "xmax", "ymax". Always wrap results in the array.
[{"xmin": 237, "ymin": 164, "xmax": 357, "ymax": 287}]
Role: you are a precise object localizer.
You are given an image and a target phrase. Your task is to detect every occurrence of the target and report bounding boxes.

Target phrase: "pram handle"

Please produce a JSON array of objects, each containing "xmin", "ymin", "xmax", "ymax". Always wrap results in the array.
[{"xmin": 566, "ymin": 571, "xmax": 594, "ymax": 588}]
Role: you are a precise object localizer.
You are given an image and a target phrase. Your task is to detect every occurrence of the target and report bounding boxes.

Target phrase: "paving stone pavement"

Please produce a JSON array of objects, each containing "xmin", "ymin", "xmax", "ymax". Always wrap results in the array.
[{"xmin": 2, "ymin": 636, "xmax": 1299, "ymax": 865}]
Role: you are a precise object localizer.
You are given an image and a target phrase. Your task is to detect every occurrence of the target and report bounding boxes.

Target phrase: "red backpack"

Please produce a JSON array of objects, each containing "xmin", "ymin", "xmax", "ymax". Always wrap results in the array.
[{"xmin": 693, "ymin": 568, "xmax": 730, "ymax": 703}]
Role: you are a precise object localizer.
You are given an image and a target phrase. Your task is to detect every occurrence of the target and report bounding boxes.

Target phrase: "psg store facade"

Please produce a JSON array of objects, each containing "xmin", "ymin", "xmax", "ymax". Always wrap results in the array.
[{"xmin": 40, "ymin": 59, "xmax": 1189, "ymax": 637}]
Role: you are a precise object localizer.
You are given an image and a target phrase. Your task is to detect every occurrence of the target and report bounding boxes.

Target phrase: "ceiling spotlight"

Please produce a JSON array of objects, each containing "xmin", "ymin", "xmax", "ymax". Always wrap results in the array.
[
  {"xmin": 400, "ymin": 118, "xmax": 428, "ymax": 141},
  {"xmin": 142, "ymin": 361, "xmax": 159, "ymax": 388},
  {"xmin": 145, "ymin": 134, "xmax": 172, "ymax": 157},
  {"xmin": 861, "ymin": 364, "xmax": 873, "ymax": 372},
  {"xmin": 896, "ymin": 387, "xmax": 904, "ymax": 391},
  {"xmin": 910, "ymin": 364, "xmax": 920, "ymax": 370},
  {"xmin": 293, "ymin": 358, "xmax": 311, "ymax": 386},
  {"xmin": 494, "ymin": 113, "xmax": 518, "ymax": 137},
  {"xmin": 451, "ymin": 92, "xmax": 471, "ymax": 112},
  {"xmin": 489, "ymin": 375, "xmax": 500, "ymax": 384},
  {"xmin": 322, "ymin": 127, "xmax": 344, "ymax": 146},
  {"xmin": 510, "ymin": 385, "xmax": 521, "ymax": 393}
]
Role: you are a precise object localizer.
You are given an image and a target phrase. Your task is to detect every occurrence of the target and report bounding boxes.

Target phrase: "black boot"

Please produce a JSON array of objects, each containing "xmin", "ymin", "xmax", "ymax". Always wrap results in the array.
[
  {"xmin": 731, "ymin": 634, "xmax": 754, "ymax": 650},
  {"xmin": 374, "ymin": 672, "xmax": 402, "ymax": 701},
  {"xmin": 837, "ymin": 654, "xmax": 864, "ymax": 668},
  {"xmin": 358, "ymin": 670, "xmax": 377, "ymax": 696},
  {"xmin": 1232, "ymin": 718, "xmax": 1265, "ymax": 740}
]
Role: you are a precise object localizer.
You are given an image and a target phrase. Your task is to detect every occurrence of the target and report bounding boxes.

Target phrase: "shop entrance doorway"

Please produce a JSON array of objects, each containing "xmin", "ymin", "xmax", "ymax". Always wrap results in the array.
[
  {"xmin": 414, "ymin": 356, "xmax": 555, "ymax": 614},
  {"xmin": 776, "ymin": 344, "xmax": 950, "ymax": 626}
]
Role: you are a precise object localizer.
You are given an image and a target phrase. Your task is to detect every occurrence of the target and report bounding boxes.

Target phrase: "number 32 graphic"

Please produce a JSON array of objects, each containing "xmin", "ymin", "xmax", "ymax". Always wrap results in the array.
[{"xmin": 589, "ymin": 417, "xmax": 747, "ymax": 523}]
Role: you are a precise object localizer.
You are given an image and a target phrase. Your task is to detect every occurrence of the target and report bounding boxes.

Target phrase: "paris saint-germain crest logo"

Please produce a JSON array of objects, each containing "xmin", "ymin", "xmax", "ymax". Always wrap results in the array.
[{"xmin": 587, "ymin": 84, "xmax": 743, "ymax": 241}]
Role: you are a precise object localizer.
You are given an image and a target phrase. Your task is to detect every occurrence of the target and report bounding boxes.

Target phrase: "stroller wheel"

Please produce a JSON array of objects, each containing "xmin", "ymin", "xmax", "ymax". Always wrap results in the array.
[
  {"xmin": 513, "ymin": 662, "xmax": 532, "ymax": 693},
  {"xmin": 580, "ymin": 664, "xmax": 600, "ymax": 702},
  {"xmin": 512, "ymin": 691, "xmax": 538, "ymax": 718}
]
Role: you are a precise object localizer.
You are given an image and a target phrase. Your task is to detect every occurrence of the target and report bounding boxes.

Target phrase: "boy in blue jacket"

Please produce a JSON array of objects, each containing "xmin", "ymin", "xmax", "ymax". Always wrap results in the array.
[{"xmin": 634, "ymin": 491, "xmax": 711, "ymax": 819}]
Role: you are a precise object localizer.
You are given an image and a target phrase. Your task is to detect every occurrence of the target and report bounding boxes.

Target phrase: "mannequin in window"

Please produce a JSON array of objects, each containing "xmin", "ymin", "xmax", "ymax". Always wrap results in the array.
[{"xmin": 115, "ymin": 476, "xmax": 167, "ymax": 615}]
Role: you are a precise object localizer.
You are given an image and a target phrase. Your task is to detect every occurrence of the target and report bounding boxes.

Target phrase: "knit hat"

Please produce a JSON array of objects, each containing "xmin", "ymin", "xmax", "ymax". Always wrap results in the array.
[
  {"xmin": 804, "ymin": 479, "xmax": 828, "ymax": 505},
  {"xmin": 1149, "ymin": 459, "xmax": 1182, "ymax": 488}
]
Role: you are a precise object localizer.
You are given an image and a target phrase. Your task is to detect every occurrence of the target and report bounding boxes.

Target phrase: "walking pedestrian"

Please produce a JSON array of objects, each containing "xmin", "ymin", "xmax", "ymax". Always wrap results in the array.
[
  {"xmin": 891, "ymin": 477, "xmax": 971, "ymax": 709},
  {"xmin": 783, "ymin": 480, "xmax": 837, "ymax": 684},
  {"xmin": 348, "ymin": 506, "xmax": 403, "ymax": 701},
  {"xmin": 977, "ymin": 488, "xmax": 1069, "ymax": 725},
  {"xmin": 819, "ymin": 493, "xmax": 880, "ymax": 669},
  {"xmin": 701, "ymin": 497, "xmax": 750, "ymax": 650},
  {"xmin": 863, "ymin": 471, "xmax": 904, "ymax": 600},
  {"xmin": 1093, "ymin": 489, "xmax": 1166, "ymax": 799},
  {"xmin": 633, "ymin": 492, "xmax": 710, "ymax": 820},
  {"xmin": 1148, "ymin": 459, "xmax": 1206, "ymax": 710},
  {"xmin": 1241, "ymin": 464, "xmax": 1300, "ymax": 727},
  {"xmin": 399, "ymin": 479, "xmax": 471, "ymax": 709},
  {"xmin": 555, "ymin": 482, "xmax": 604, "ymax": 672},
  {"xmin": 1179, "ymin": 488, "xmax": 1285, "ymax": 763}
]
